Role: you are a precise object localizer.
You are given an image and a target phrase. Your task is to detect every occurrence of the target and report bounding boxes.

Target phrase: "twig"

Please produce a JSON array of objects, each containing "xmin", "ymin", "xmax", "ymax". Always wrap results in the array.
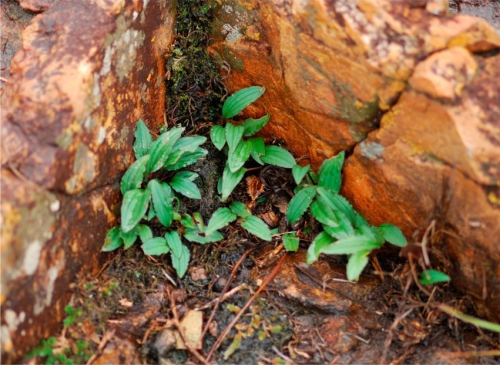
[
  {"xmin": 437, "ymin": 350, "xmax": 500, "ymax": 357},
  {"xmin": 206, "ymin": 253, "xmax": 288, "ymax": 361},
  {"xmin": 272, "ymin": 345, "xmax": 296, "ymax": 364},
  {"xmin": 167, "ymin": 287, "xmax": 209, "ymax": 365},
  {"xmin": 199, "ymin": 247, "xmax": 256, "ymax": 347},
  {"xmin": 196, "ymin": 283, "xmax": 253, "ymax": 310}
]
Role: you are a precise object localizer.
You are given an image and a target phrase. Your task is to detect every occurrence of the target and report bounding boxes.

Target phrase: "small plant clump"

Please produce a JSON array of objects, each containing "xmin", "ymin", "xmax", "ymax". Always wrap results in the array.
[{"xmin": 102, "ymin": 86, "xmax": 412, "ymax": 283}]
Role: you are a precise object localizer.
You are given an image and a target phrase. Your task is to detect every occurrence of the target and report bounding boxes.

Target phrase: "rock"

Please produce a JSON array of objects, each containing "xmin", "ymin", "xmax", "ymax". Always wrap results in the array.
[
  {"xmin": 0, "ymin": 0, "xmax": 175, "ymax": 361},
  {"xmin": 210, "ymin": 0, "xmax": 500, "ymax": 321},
  {"xmin": 17, "ymin": 0, "xmax": 56, "ymax": 13}
]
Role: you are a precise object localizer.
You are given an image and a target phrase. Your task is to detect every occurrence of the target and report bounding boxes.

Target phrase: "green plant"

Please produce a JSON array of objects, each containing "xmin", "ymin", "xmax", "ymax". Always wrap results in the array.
[
  {"xmin": 419, "ymin": 269, "xmax": 451, "ymax": 285},
  {"xmin": 102, "ymin": 120, "xmax": 208, "ymax": 277},
  {"xmin": 62, "ymin": 305, "xmax": 82, "ymax": 328},
  {"xmin": 211, "ymin": 86, "xmax": 296, "ymax": 201},
  {"xmin": 284, "ymin": 151, "xmax": 408, "ymax": 281},
  {"xmin": 27, "ymin": 337, "xmax": 73, "ymax": 365}
]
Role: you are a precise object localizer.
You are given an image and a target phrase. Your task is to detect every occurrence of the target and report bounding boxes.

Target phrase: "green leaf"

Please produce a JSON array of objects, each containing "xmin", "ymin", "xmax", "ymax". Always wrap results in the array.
[
  {"xmin": 292, "ymin": 164, "xmax": 310, "ymax": 185},
  {"xmin": 310, "ymin": 198, "xmax": 339, "ymax": 227},
  {"xmin": 229, "ymin": 201, "xmax": 251, "ymax": 218},
  {"xmin": 261, "ymin": 145, "xmax": 296, "ymax": 168},
  {"xmin": 248, "ymin": 137, "xmax": 265, "ymax": 165},
  {"xmin": 169, "ymin": 174, "xmax": 201, "ymax": 200},
  {"xmin": 316, "ymin": 187, "xmax": 357, "ymax": 225},
  {"xmin": 287, "ymin": 186, "xmax": 317, "ymax": 224},
  {"xmin": 193, "ymin": 212, "xmax": 205, "ymax": 230},
  {"xmin": 419, "ymin": 269, "xmax": 451, "ymax": 285},
  {"xmin": 355, "ymin": 224, "xmax": 385, "ymax": 245},
  {"xmin": 137, "ymin": 224, "xmax": 153, "ymax": 243},
  {"xmin": 120, "ymin": 155, "xmax": 150, "ymax": 195},
  {"xmin": 165, "ymin": 231, "xmax": 183, "ymax": 258},
  {"xmin": 221, "ymin": 165, "xmax": 247, "ymax": 201},
  {"xmin": 222, "ymin": 86, "xmax": 266, "ymax": 119},
  {"xmin": 306, "ymin": 231, "xmax": 335, "ymax": 265},
  {"xmin": 320, "ymin": 235, "xmax": 379, "ymax": 255},
  {"xmin": 148, "ymin": 180, "xmax": 174, "ymax": 227},
  {"xmin": 183, "ymin": 227, "xmax": 224, "ymax": 244},
  {"xmin": 283, "ymin": 233, "xmax": 299, "ymax": 252},
  {"xmin": 173, "ymin": 171, "xmax": 199, "ymax": 181},
  {"xmin": 346, "ymin": 250, "xmax": 370, "ymax": 281},
  {"xmin": 120, "ymin": 226, "xmax": 138, "ymax": 249},
  {"xmin": 147, "ymin": 205, "xmax": 156, "ymax": 221},
  {"xmin": 241, "ymin": 215, "xmax": 272, "ymax": 241},
  {"xmin": 228, "ymin": 139, "xmax": 252, "ymax": 172},
  {"xmin": 146, "ymin": 127, "xmax": 184, "ymax": 173},
  {"xmin": 378, "ymin": 223, "xmax": 407, "ymax": 247},
  {"xmin": 205, "ymin": 207, "xmax": 237, "ymax": 236},
  {"xmin": 142, "ymin": 237, "xmax": 170, "ymax": 256},
  {"xmin": 323, "ymin": 215, "xmax": 354, "ymax": 239},
  {"xmin": 102, "ymin": 227, "xmax": 123, "ymax": 252},
  {"xmin": 121, "ymin": 188, "xmax": 151, "ymax": 233},
  {"xmin": 210, "ymin": 125, "xmax": 226, "ymax": 150},
  {"xmin": 242, "ymin": 114, "xmax": 270, "ymax": 136},
  {"xmin": 171, "ymin": 244, "xmax": 190, "ymax": 278},
  {"xmin": 225, "ymin": 123, "xmax": 245, "ymax": 152},
  {"xmin": 317, "ymin": 151, "xmax": 344, "ymax": 193},
  {"xmin": 133, "ymin": 119, "xmax": 153, "ymax": 158},
  {"xmin": 165, "ymin": 148, "xmax": 207, "ymax": 171},
  {"xmin": 180, "ymin": 214, "xmax": 195, "ymax": 228},
  {"xmin": 172, "ymin": 135, "xmax": 207, "ymax": 152}
]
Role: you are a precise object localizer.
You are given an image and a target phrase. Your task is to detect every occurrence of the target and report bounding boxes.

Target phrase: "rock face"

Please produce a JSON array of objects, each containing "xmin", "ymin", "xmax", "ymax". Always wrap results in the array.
[
  {"xmin": 0, "ymin": 0, "xmax": 174, "ymax": 361},
  {"xmin": 209, "ymin": 0, "xmax": 500, "ymax": 321}
]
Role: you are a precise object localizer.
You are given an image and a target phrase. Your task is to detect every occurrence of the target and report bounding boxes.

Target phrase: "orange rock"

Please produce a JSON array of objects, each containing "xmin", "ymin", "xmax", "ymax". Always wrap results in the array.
[{"xmin": 211, "ymin": 0, "xmax": 500, "ymax": 321}]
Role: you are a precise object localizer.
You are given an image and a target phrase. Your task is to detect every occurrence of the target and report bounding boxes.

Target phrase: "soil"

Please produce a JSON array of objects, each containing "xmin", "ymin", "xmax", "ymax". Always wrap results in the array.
[{"xmin": 25, "ymin": 1, "xmax": 500, "ymax": 364}]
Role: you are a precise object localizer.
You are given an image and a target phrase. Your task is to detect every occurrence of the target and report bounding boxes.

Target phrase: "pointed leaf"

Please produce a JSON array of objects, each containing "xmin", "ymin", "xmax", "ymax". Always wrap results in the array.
[
  {"xmin": 169, "ymin": 176, "xmax": 201, "ymax": 200},
  {"xmin": 229, "ymin": 201, "xmax": 251, "ymax": 218},
  {"xmin": 419, "ymin": 269, "xmax": 451, "ymax": 285},
  {"xmin": 183, "ymin": 228, "xmax": 224, "ymax": 244},
  {"xmin": 242, "ymin": 114, "xmax": 270, "ymax": 136},
  {"xmin": 221, "ymin": 165, "xmax": 247, "ymax": 201},
  {"xmin": 287, "ymin": 186, "xmax": 317, "ymax": 224},
  {"xmin": 173, "ymin": 171, "xmax": 199, "ymax": 181},
  {"xmin": 210, "ymin": 125, "xmax": 226, "ymax": 150},
  {"xmin": 323, "ymin": 214, "xmax": 354, "ymax": 239},
  {"xmin": 102, "ymin": 227, "xmax": 123, "ymax": 251},
  {"xmin": 147, "ymin": 204, "xmax": 156, "ymax": 221},
  {"xmin": 292, "ymin": 164, "xmax": 310, "ymax": 185},
  {"xmin": 205, "ymin": 207, "xmax": 237, "ymax": 236},
  {"xmin": 133, "ymin": 119, "xmax": 153, "ymax": 158},
  {"xmin": 121, "ymin": 188, "xmax": 151, "ymax": 233},
  {"xmin": 142, "ymin": 237, "xmax": 170, "ymax": 255},
  {"xmin": 172, "ymin": 136, "xmax": 206, "ymax": 153},
  {"xmin": 120, "ymin": 226, "xmax": 138, "ymax": 249},
  {"xmin": 310, "ymin": 198, "xmax": 339, "ymax": 227},
  {"xmin": 241, "ymin": 215, "xmax": 272, "ymax": 241},
  {"xmin": 225, "ymin": 123, "xmax": 245, "ymax": 152},
  {"xmin": 318, "ymin": 151, "xmax": 345, "ymax": 193},
  {"xmin": 228, "ymin": 139, "xmax": 252, "ymax": 172},
  {"xmin": 165, "ymin": 148, "xmax": 207, "ymax": 171},
  {"xmin": 137, "ymin": 224, "xmax": 153, "ymax": 243},
  {"xmin": 180, "ymin": 214, "xmax": 195, "ymax": 228},
  {"xmin": 320, "ymin": 235, "xmax": 379, "ymax": 255},
  {"xmin": 148, "ymin": 180, "xmax": 174, "ymax": 227},
  {"xmin": 316, "ymin": 187, "xmax": 356, "ymax": 224},
  {"xmin": 378, "ymin": 223, "xmax": 407, "ymax": 247},
  {"xmin": 306, "ymin": 231, "xmax": 335, "ymax": 265},
  {"xmin": 261, "ymin": 145, "xmax": 296, "ymax": 168},
  {"xmin": 283, "ymin": 233, "xmax": 299, "ymax": 252},
  {"xmin": 146, "ymin": 127, "xmax": 184, "ymax": 173},
  {"xmin": 249, "ymin": 137, "xmax": 265, "ymax": 165},
  {"xmin": 355, "ymin": 224, "xmax": 385, "ymax": 245},
  {"xmin": 171, "ymin": 244, "xmax": 190, "ymax": 278},
  {"xmin": 120, "ymin": 155, "xmax": 150, "ymax": 194},
  {"xmin": 165, "ymin": 231, "xmax": 183, "ymax": 258},
  {"xmin": 222, "ymin": 86, "xmax": 266, "ymax": 119},
  {"xmin": 193, "ymin": 212, "xmax": 205, "ymax": 230},
  {"xmin": 347, "ymin": 250, "xmax": 370, "ymax": 281}
]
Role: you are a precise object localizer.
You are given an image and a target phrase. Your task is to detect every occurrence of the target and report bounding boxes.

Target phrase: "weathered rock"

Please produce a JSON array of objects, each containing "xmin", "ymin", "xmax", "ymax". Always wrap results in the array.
[
  {"xmin": 0, "ymin": 0, "xmax": 175, "ymax": 361},
  {"xmin": 16, "ymin": 0, "xmax": 56, "ymax": 13},
  {"xmin": 210, "ymin": 0, "xmax": 500, "ymax": 321}
]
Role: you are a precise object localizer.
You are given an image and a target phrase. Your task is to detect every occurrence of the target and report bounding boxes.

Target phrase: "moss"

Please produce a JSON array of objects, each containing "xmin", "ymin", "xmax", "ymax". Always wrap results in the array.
[{"xmin": 165, "ymin": 0, "xmax": 225, "ymax": 126}]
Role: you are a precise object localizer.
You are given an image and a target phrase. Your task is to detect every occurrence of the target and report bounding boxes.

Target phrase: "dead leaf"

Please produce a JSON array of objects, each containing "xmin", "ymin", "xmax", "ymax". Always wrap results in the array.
[
  {"xmin": 246, "ymin": 176, "xmax": 265, "ymax": 201},
  {"xmin": 259, "ymin": 211, "xmax": 279, "ymax": 227},
  {"xmin": 175, "ymin": 310, "xmax": 203, "ymax": 350},
  {"xmin": 189, "ymin": 267, "xmax": 208, "ymax": 281},
  {"xmin": 119, "ymin": 297, "xmax": 134, "ymax": 308}
]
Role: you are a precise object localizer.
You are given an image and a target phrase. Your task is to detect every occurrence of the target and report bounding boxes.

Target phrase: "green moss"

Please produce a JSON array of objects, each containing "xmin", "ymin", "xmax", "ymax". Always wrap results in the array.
[{"xmin": 166, "ymin": 0, "xmax": 224, "ymax": 126}]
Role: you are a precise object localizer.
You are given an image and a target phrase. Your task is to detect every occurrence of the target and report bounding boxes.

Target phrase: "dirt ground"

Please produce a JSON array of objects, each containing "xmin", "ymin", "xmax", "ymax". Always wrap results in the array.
[{"xmin": 24, "ymin": 1, "xmax": 500, "ymax": 364}]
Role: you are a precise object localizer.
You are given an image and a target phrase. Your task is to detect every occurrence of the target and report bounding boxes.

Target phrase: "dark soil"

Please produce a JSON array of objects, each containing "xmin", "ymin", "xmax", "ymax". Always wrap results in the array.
[{"xmin": 25, "ymin": 1, "xmax": 500, "ymax": 364}]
